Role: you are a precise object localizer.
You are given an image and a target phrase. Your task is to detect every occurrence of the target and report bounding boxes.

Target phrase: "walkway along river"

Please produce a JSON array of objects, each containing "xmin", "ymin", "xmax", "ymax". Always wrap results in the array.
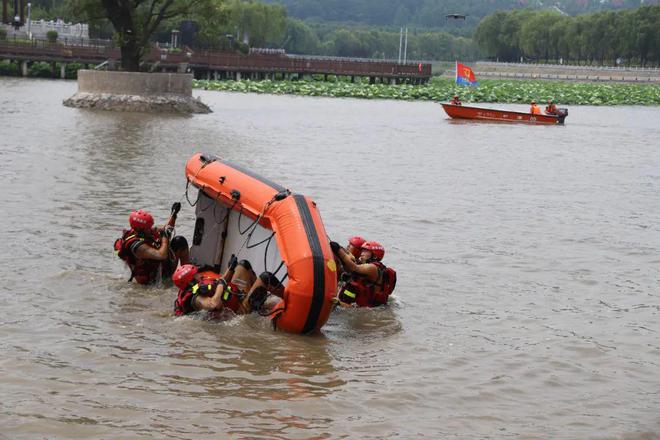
[{"xmin": 1, "ymin": 78, "xmax": 659, "ymax": 439}]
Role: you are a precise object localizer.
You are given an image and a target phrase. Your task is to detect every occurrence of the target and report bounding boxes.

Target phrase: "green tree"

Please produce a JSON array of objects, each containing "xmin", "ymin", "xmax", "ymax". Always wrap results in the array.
[
  {"xmin": 69, "ymin": 0, "xmax": 214, "ymax": 71},
  {"xmin": 187, "ymin": 1, "xmax": 231, "ymax": 48},
  {"xmin": 547, "ymin": 15, "xmax": 570, "ymax": 62},
  {"xmin": 417, "ymin": 32, "xmax": 452, "ymax": 60},
  {"xmin": 229, "ymin": 0, "xmax": 287, "ymax": 47},
  {"xmin": 474, "ymin": 11, "xmax": 504, "ymax": 59},
  {"xmin": 474, "ymin": 6, "xmax": 660, "ymax": 66},
  {"xmin": 633, "ymin": 6, "xmax": 660, "ymax": 66},
  {"xmin": 566, "ymin": 14, "xmax": 589, "ymax": 64},
  {"xmin": 519, "ymin": 11, "xmax": 562, "ymax": 62},
  {"xmin": 46, "ymin": 30, "xmax": 58, "ymax": 43},
  {"xmin": 282, "ymin": 18, "xmax": 320, "ymax": 54},
  {"xmin": 327, "ymin": 29, "xmax": 368, "ymax": 57},
  {"xmin": 474, "ymin": 10, "xmax": 532, "ymax": 61},
  {"xmin": 501, "ymin": 10, "xmax": 534, "ymax": 61}
]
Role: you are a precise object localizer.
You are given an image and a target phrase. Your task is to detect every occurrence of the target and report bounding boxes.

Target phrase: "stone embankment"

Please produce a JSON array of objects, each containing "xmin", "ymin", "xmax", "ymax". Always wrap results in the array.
[
  {"xmin": 64, "ymin": 70, "xmax": 212, "ymax": 114},
  {"xmin": 473, "ymin": 62, "xmax": 660, "ymax": 83}
]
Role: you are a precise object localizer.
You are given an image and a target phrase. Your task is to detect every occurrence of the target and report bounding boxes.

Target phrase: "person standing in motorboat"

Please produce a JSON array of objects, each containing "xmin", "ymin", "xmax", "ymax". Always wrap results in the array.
[
  {"xmin": 114, "ymin": 203, "xmax": 190, "ymax": 284},
  {"xmin": 450, "ymin": 95, "xmax": 462, "ymax": 105}
]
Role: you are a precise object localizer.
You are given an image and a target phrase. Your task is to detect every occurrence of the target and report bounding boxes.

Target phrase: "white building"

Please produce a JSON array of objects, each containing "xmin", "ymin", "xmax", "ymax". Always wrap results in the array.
[{"xmin": 1, "ymin": 18, "xmax": 89, "ymax": 42}]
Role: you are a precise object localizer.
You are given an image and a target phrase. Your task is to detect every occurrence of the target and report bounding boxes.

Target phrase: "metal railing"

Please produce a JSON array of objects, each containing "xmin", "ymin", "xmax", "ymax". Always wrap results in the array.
[
  {"xmin": 0, "ymin": 40, "xmax": 432, "ymax": 78},
  {"xmin": 477, "ymin": 61, "xmax": 660, "ymax": 73},
  {"xmin": 476, "ymin": 70, "xmax": 659, "ymax": 83}
]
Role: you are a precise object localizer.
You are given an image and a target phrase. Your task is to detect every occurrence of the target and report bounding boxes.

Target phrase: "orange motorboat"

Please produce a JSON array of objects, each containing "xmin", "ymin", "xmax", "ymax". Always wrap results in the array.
[
  {"xmin": 184, "ymin": 153, "xmax": 336, "ymax": 334},
  {"xmin": 442, "ymin": 103, "xmax": 568, "ymax": 125}
]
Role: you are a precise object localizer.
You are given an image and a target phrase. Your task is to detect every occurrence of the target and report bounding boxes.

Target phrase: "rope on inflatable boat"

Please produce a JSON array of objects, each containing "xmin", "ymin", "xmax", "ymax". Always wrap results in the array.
[
  {"xmin": 184, "ymin": 179, "xmax": 203, "ymax": 207},
  {"xmin": 182, "ymin": 156, "xmax": 216, "ymax": 207},
  {"xmin": 235, "ymin": 190, "xmax": 290, "ymax": 254},
  {"xmin": 180, "ymin": 157, "xmax": 292, "ymax": 290}
]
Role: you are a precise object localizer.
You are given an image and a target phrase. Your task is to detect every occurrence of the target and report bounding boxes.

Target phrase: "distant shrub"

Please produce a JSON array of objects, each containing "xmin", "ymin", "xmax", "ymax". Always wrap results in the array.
[
  {"xmin": 235, "ymin": 41, "xmax": 249, "ymax": 55},
  {"xmin": 46, "ymin": 30, "xmax": 58, "ymax": 43},
  {"xmin": 0, "ymin": 60, "xmax": 19, "ymax": 76},
  {"xmin": 0, "ymin": 28, "xmax": 7, "ymax": 41},
  {"xmin": 65, "ymin": 62, "xmax": 84, "ymax": 79},
  {"xmin": 29, "ymin": 61, "xmax": 52, "ymax": 78}
]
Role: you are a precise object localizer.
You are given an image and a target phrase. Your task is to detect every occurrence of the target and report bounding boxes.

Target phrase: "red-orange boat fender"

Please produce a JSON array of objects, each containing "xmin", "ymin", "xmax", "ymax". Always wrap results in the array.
[{"xmin": 184, "ymin": 153, "xmax": 337, "ymax": 334}]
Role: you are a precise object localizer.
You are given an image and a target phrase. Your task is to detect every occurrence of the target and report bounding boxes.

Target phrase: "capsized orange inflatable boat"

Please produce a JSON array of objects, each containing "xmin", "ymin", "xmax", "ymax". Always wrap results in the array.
[{"xmin": 184, "ymin": 153, "xmax": 337, "ymax": 334}]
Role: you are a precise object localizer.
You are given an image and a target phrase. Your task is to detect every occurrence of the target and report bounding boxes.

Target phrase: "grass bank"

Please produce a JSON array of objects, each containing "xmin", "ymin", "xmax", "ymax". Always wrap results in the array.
[{"xmin": 194, "ymin": 77, "xmax": 660, "ymax": 106}]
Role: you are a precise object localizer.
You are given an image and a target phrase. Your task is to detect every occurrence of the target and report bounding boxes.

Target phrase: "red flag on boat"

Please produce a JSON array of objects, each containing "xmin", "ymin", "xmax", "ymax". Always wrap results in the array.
[{"xmin": 456, "ymin": 62, "xmax": 478, "ymax": 86}]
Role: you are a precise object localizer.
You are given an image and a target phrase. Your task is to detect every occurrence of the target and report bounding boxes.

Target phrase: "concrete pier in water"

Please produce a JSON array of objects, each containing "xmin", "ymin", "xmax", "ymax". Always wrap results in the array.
[{"xmin": 64, "ymin": 70, "xmax": 211, "ymax": 114}]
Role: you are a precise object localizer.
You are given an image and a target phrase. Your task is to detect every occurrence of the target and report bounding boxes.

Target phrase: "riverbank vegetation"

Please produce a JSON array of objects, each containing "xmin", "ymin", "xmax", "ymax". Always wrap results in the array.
[
  {"xmin": 475, "ymin": 7, "xmax": 660, "ymax": 67},
  {"xmin": 262, "ymin": 0, "xmax": 650, "ymax": 28},
  {"xmin": 22, "ymin": 0, "xmax": 658, "ymax": 65},
  {"xmin": 194, "ymin": 77, "xmax": 660, "ymax": 106}
]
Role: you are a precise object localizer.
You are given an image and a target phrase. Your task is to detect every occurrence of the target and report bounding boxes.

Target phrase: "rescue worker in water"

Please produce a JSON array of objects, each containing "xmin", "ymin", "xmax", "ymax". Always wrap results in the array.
[
  {"xmin": 330, "ymin": 240, "xmax": 397, "ymax": 308},
  {"xmin": 114, "ymin": 202, "xmax": 190, "ymax": 284},
  {"xmin": 173, "ymin": 256, "xmax": 285, "ymax": 316},
  {"xmin": 334, "ymin": 236, "xmax": 365, "ymax": 284}
]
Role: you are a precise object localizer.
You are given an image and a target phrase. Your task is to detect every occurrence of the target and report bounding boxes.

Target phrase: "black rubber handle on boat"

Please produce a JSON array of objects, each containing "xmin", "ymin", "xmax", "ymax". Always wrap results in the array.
[
  {"xmin": 274, "ymin": 190, "xmax": 289, "ymax": 201},
  {"xmin": 200, "ymin": 153, "xmax": 219, "ymax": 164}
]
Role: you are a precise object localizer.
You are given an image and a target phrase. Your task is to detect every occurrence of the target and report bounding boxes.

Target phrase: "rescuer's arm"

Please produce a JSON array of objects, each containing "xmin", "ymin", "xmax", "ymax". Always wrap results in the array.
[
  {"xmin": 167, "ymin": 202, "xmax": 181, "ymax": 228},
  {"xmin": 221, "ymin": 254, "xmax": 238, "ymax": 280},
  {"xmin": 133, "ymin": 228, "xmax": 172, "ymax": 261},
  {"xmin": 194, "ymin": 281, "xmax": 226, "ymax": 311},
  {"xmin": 331, "ymin": 242, "xmax": 378, "ymax": 282}
]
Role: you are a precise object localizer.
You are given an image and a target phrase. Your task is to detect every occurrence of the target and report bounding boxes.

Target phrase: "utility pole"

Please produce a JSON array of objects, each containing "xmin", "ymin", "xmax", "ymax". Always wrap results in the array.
[
  {"xmin": 26, "ymin": 1, "xmax": 30, "ymax": 39},
  {"xmin": 398, "ymin": 27, "xmax": 403, "ymax": 63},
  {"xmin": 403, "ymin": 28, "xmax": 408, "ymax": 64}
]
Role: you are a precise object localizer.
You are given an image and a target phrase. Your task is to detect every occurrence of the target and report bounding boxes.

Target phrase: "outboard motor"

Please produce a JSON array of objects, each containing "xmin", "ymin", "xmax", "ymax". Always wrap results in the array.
[{"xmin": 556, "ymin": 108, "xmax": 568, "ymax": 124}]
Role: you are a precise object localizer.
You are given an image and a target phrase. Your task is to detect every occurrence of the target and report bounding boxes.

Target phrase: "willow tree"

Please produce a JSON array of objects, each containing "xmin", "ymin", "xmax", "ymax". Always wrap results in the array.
[{"xmin": 70, "ymin": 0, "xmax": 214, "ymax": 71}]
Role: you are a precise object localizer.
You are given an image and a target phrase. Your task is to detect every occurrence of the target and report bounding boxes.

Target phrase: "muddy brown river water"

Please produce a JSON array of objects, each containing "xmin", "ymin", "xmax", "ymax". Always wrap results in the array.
[{"xmin": 1, "ymin": 77, "xmax": 659, "ymax": 439}]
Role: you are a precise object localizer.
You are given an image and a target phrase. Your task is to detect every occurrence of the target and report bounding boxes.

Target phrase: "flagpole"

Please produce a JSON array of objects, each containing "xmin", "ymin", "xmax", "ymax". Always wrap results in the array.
[
  {"xmin": 455, "ymin": 60, "xmax": 458, "ymax": 84},
  {"xmin": 403, "ymin": 28, "xmax": 408, "ymax": 64}
]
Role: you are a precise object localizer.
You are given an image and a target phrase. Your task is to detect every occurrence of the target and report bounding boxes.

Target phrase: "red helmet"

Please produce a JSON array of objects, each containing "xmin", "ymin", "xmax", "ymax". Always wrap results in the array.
[
  {"xmin": 129, "ymin": 210, "xmax": 154, "ymax": 231},
  {"xmin": 347, "ymin": 236, "xmax": 366, "ymax": 258},
  {"xmin": 361, "ymin": 241, "xmax": 385, "ymax": 261},
  {"xmin": 172, "ymin": 264, "xmax": 198, "ymax": 290},
  {"xmin": 348, "ymin": 236, "xmax": 366, "ymax": 248}
]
